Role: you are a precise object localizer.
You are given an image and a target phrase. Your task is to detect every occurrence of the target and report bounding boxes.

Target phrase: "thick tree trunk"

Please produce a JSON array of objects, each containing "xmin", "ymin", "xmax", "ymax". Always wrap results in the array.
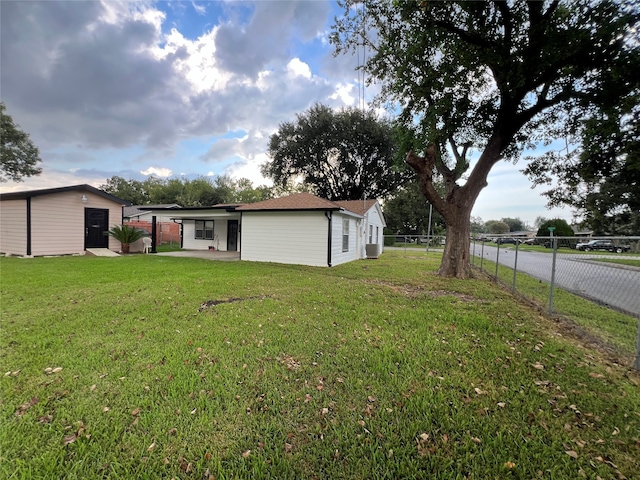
[
  {"xmin": 438, "ymin": 207, "xmax": 473, "ymax": 278},
  {"xmin": 406, "ymin": 143, "xmax": 502, "ymax": 279}
]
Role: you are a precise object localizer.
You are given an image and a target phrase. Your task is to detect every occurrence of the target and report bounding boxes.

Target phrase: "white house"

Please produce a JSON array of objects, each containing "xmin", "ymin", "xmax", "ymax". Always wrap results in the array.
[
  {"xmin": 0, "ymin": 185, "xmax": 129, "ymax": 257},
  {"xmin": 155, "ymin": 193, "xmax": 386, "ymax": 267}
]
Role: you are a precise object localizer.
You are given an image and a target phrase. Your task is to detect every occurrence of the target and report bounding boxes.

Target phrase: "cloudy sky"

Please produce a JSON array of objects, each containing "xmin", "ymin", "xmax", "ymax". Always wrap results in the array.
[{"xmin": 0, "ymin": 0, "xmax": 572, "ymax": 226}]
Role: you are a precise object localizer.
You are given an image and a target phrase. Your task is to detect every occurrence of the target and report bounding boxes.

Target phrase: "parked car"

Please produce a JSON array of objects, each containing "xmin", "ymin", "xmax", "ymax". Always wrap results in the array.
[
  {"xmin": 495, "ymin": 237, "xmax": 522, "ymax": 245},
  {"xmin": 395, "ymin": 236, "xmax": 415, "ymax": 243},
  {"xmin": 575, "ymin": 239, "xmax": 630, "ymax": 253}
]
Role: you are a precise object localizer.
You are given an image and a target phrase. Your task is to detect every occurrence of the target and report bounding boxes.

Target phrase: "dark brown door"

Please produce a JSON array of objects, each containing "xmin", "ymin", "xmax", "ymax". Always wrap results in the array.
[
  {"xmin": 85, "ymin": 208, "xmax": 109, "ymax": 248},
  {"xmin": 227, "ymin": 220, "xmax": 238, "ymax": 251}
]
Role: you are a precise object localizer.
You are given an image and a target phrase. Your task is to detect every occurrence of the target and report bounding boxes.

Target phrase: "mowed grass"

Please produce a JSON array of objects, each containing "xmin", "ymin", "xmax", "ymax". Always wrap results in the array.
[{"xmin": 1, "ymin": 252, "xmax": 639, "ymax": 479}]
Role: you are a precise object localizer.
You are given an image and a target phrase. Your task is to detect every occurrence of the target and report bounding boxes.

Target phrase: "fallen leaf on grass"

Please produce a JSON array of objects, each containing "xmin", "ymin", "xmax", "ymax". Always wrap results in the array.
[
  {"xmin": 589, "ymin": 372, "xmax": 605, "ymax": 379},
  {"xmin": 504, "ymin": 461, "xmax": 516, "ymax": 469},
  {"xmin": 565, "ymin": 450, "xmax": 579, "ymax": 459},
  {"xmin": 147, "ymin": 442, "xmax": 156, "ymax": 452},
  {"xmin": 242, "ymin": 450, "xmax": 251, "ymax": 458},
  {"xmin": 63, "ymin": 434, "xmax": 77, "ymax": 446},
  {"xmin": 15, "ymin": 397, "xmax": 38, "ymax": 416},
  {"xmin": 178, "ymin": 456, "xmax": 192, "ymax": 472},
  {"xmin": 497, "ymin": 402, "xmax": 506, "ymax": 408},
  {"xmin": 474, "ymin": 388, "xmax": 487, "ymax": 395},
  {"xmin": 532, "ymin": 362, "xmax": 545, "ymax": 370},
  {"xmin": 38, "ymin": 414, "xmax": 53, "ymax": 424},
  {"xmin": 131, "ymin": 408, "xmax": 141, "ymax": 416},
  {"xmin": 284, "ymin": 443, "xmax": 293, "ymax": 453}
]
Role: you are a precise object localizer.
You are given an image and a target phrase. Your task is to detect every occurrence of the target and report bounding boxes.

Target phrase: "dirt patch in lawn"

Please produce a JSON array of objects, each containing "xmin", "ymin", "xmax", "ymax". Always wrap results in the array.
[
  {"xmin": 364, "ymin": 280, "xmax": 478, "ymax": 302},
  {"xmin": 198, "ymin": 295, "xmax": 270, "ymax": 312}
]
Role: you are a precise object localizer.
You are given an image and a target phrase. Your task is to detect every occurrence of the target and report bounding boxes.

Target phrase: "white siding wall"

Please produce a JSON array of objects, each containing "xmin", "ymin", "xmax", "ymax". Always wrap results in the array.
[
  {"xmin": 364, "ymin": 204, "xmax": 385, "ymax": 256},
  {"xmin": 0, "ymin": 199, "xmax": 27, "ymax": 255},
  {"xmin": 241, "ymin": 211, "xmax": 328, "ymax": 266},
  {"xmin": 330, "ymin": 213, "xmax": 359, "ymax": 266},
  {"xmin": 31, "ymin": 191, "xmax": 123, "ymax": 255}
]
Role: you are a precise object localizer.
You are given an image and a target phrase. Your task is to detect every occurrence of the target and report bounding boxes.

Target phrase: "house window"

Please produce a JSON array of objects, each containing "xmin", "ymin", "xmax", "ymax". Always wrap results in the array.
[
  {"xmin": 376, "ymin": 226, "xmax": 379, "ymax": 243},
  {"xmin": 342, "ymin": 219, "xmax": 349, "ymax": 252},
  {"xmin": 368, "ymin": 225, "xmax": 373, "ymax": 244},
  {"xmin": 195, "ymin": 220, "xmax": 214, "ymax": 240}
]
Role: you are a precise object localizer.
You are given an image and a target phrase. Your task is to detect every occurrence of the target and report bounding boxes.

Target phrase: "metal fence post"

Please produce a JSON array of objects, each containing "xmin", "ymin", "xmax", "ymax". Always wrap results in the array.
[
  {"xmin": 472, "ymin": 239, "xmax": 476, "ymax": 264},
  {"xmin": 480, "ymin": 241, "xmax": 485, "ymax": 272},
  {"xmin": 494, "ymin": 243, "xmax": 500, "ymax": 279},
  {"xmin": 548, "ymin": 236, "xmax": 558, "ymax": 314},
  {"xmin": 635, "ymin": 314, "xmax": 640, "ymax": 371},
  {"xmin": 512, "ymin": 240, "xmax": 519, "ymax": 291}
]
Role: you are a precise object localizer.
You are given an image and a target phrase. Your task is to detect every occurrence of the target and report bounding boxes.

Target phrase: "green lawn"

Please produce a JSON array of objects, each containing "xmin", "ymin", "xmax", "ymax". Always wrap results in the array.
[
  {"xmin": 589, "ymin": 258, "xmax": 640, "ymax": 268},
  {"xmin": 1, "ymin": 252, "xmax": 638, "ymax": 479}
]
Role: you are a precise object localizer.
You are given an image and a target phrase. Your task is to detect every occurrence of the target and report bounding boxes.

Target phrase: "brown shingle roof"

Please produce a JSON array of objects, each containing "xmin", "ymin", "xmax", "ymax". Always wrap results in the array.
[
  {"xmin": 333, "ymin": 199, "xmax": 377, "ymax": 216},
  {"xmin": 236, "ymin": 193, "xmax": 342, "ymax": 211}
]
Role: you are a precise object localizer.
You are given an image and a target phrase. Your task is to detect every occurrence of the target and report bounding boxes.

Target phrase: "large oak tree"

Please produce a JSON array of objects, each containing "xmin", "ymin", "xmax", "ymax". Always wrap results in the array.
[
  {"xmin": 263, "ymin": 103, "xmax": 411, "ymax": 201},
  {"xmin": 332, "ymin": 0, "xmax": 639, "ymax": 277}
]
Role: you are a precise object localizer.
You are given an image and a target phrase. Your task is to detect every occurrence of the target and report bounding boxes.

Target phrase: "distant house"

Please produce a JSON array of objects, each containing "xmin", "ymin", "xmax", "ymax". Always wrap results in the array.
[
  {"xmin": 150, "ymin": 193, "xmax": 386, "ymax": 267},
  {"xmin": 0, "ymin": 185, "xmax": 129, "ymax": 257},
  {"xmin": 123, "ymin": 204, "xmax": 182, "ymax": 245},
  {"xmin": 123, "ymin": 204, "xmax": 181, "ymax": 222}
]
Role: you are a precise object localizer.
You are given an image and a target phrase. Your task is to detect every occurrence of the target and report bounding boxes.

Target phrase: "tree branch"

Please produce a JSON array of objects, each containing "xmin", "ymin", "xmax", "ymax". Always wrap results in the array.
[{"xmin": 406, "ymin": 147, "xmax": 448, "ymax": 215}]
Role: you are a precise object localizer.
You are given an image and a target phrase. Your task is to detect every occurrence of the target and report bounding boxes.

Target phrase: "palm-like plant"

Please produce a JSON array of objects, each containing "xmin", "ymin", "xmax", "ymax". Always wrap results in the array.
[{"xmin": 105, "ymin": 225, "xmax": 147, "ymax": 254}]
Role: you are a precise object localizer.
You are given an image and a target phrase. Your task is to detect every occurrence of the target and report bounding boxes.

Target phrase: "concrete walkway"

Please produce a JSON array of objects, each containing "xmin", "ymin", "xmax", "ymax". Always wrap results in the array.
[
  {"xmin": 86, "ymin": 248, "xmax": 120, "ymax": 257},
  {"xmin": 154, "ymin": 250, "xmax": 240, "ymax": 261}
]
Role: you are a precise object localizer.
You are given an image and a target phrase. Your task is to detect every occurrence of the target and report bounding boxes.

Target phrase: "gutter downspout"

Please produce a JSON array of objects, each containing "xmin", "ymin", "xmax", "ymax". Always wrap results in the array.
[
  {"xmin": 325, "ymin": 210, "xmax": 332, "ymax": 267},
  {"xmin": 26, "ymin": 196, "xmax": 32, "ymax": 256}
]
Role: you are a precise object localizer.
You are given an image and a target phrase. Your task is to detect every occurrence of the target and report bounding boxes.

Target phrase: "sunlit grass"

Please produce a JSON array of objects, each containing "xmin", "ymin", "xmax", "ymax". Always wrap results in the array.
[{"xmin": 1, "ymin": 252, "xmax": 638, "ymax": 479}]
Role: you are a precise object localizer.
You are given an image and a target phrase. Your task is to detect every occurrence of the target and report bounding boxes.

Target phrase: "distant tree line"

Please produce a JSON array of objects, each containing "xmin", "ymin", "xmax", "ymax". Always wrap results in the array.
[{"xmin": 100, "ymin": 175, "xmax": 273, "ymax": 207}]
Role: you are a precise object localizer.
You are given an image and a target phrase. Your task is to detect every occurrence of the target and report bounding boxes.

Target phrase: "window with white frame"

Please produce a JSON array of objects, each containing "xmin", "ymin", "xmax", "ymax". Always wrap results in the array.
[
  {"xmin": 376, "ymin": 226, "xmax": 379, "ymax": 243},
  {"xmin": 342, "ymin": 219, "xmax": 349, "ymax": 252},
  {"xmin": 368, "ymin": 225, "xmax": 373, "ymax": 244},
  {"xmin": 195, "ymin": 220, "xmax": 214, "ymax": 240}
]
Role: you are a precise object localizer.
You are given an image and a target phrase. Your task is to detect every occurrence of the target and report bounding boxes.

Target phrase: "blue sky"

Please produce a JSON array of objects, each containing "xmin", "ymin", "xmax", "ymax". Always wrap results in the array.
[{"xmin": 0, "ymin": 0, "xmax": 572, "ymax": 227}]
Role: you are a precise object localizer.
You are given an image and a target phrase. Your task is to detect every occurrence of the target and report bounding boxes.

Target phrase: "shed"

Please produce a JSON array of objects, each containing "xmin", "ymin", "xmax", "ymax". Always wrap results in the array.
[{"xmin": 0, "ymin": 184, "xmax": 129, "ymax": 256}]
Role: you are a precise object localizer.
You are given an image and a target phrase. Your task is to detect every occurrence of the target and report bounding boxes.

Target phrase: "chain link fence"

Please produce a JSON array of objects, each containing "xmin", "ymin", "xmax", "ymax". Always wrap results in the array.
[{"xmin": 470, "ymin": 236, "xmax": 640, "ymax": 370}]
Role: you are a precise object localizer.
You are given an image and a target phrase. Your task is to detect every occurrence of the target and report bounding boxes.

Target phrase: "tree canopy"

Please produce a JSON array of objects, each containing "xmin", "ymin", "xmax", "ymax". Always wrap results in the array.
[
  {"xmin": 484, "ymin": 220, "xmax": 510, "ymax": 235},
  {"xmin": 332, "ymin": 0, "xmax": 639, "ymax": 277},
  {"xmin": 263, "ymin": 103, "xmax": 411, "ymax": 201},
  {"xmin": 100, "ymin": 175, "xmax": 271, "ymax": 207},
  {"xmin": 500, "ymin": 217, "xmax": 526, "ymax": 232},
  {"xmin": 536, "ymin": 219, "xmax": 574, "ymax": 238},
  {"xmin": 524, "ymin": 50, "xmax": 640, "ymax": 235},
  {"xmin": 0, "ymin": 102, "xmax": 42, "ymax": 182}
]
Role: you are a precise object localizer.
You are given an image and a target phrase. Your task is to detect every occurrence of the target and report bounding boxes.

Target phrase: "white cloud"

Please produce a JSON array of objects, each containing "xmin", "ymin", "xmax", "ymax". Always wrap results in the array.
[
  {"xmin": 191, "ymin": 1, "xmax": 206, "ymax": 16},
  {"xmin": 287, "ymin": 58, "xmax": 312, "ymax": 79},
  {"xmin": 141, "ymin": 167, "xmax": 172, "ymax": 177},
  {"xmin": 329, "ymin": 83, "xmax": 356, "ymax": 106}
]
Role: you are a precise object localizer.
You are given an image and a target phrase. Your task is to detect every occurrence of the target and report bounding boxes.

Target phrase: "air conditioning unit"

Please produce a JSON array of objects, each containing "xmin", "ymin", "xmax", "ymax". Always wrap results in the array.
[{"xmin": 365, "ymin": 243, "xmax": 380, "ymax": 259}]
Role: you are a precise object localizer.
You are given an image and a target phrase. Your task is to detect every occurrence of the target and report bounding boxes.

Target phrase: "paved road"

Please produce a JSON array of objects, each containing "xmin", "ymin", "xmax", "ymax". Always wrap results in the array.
[{"xmin": 471, "ymin": 243, "xmax": 640, "ymax": 316}]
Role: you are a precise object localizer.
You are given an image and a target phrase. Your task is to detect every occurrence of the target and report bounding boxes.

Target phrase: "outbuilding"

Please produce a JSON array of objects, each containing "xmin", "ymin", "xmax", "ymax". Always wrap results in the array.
[{"xmin": 0, "ymin": 184, "xmax": 129, "ymax": 257}]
